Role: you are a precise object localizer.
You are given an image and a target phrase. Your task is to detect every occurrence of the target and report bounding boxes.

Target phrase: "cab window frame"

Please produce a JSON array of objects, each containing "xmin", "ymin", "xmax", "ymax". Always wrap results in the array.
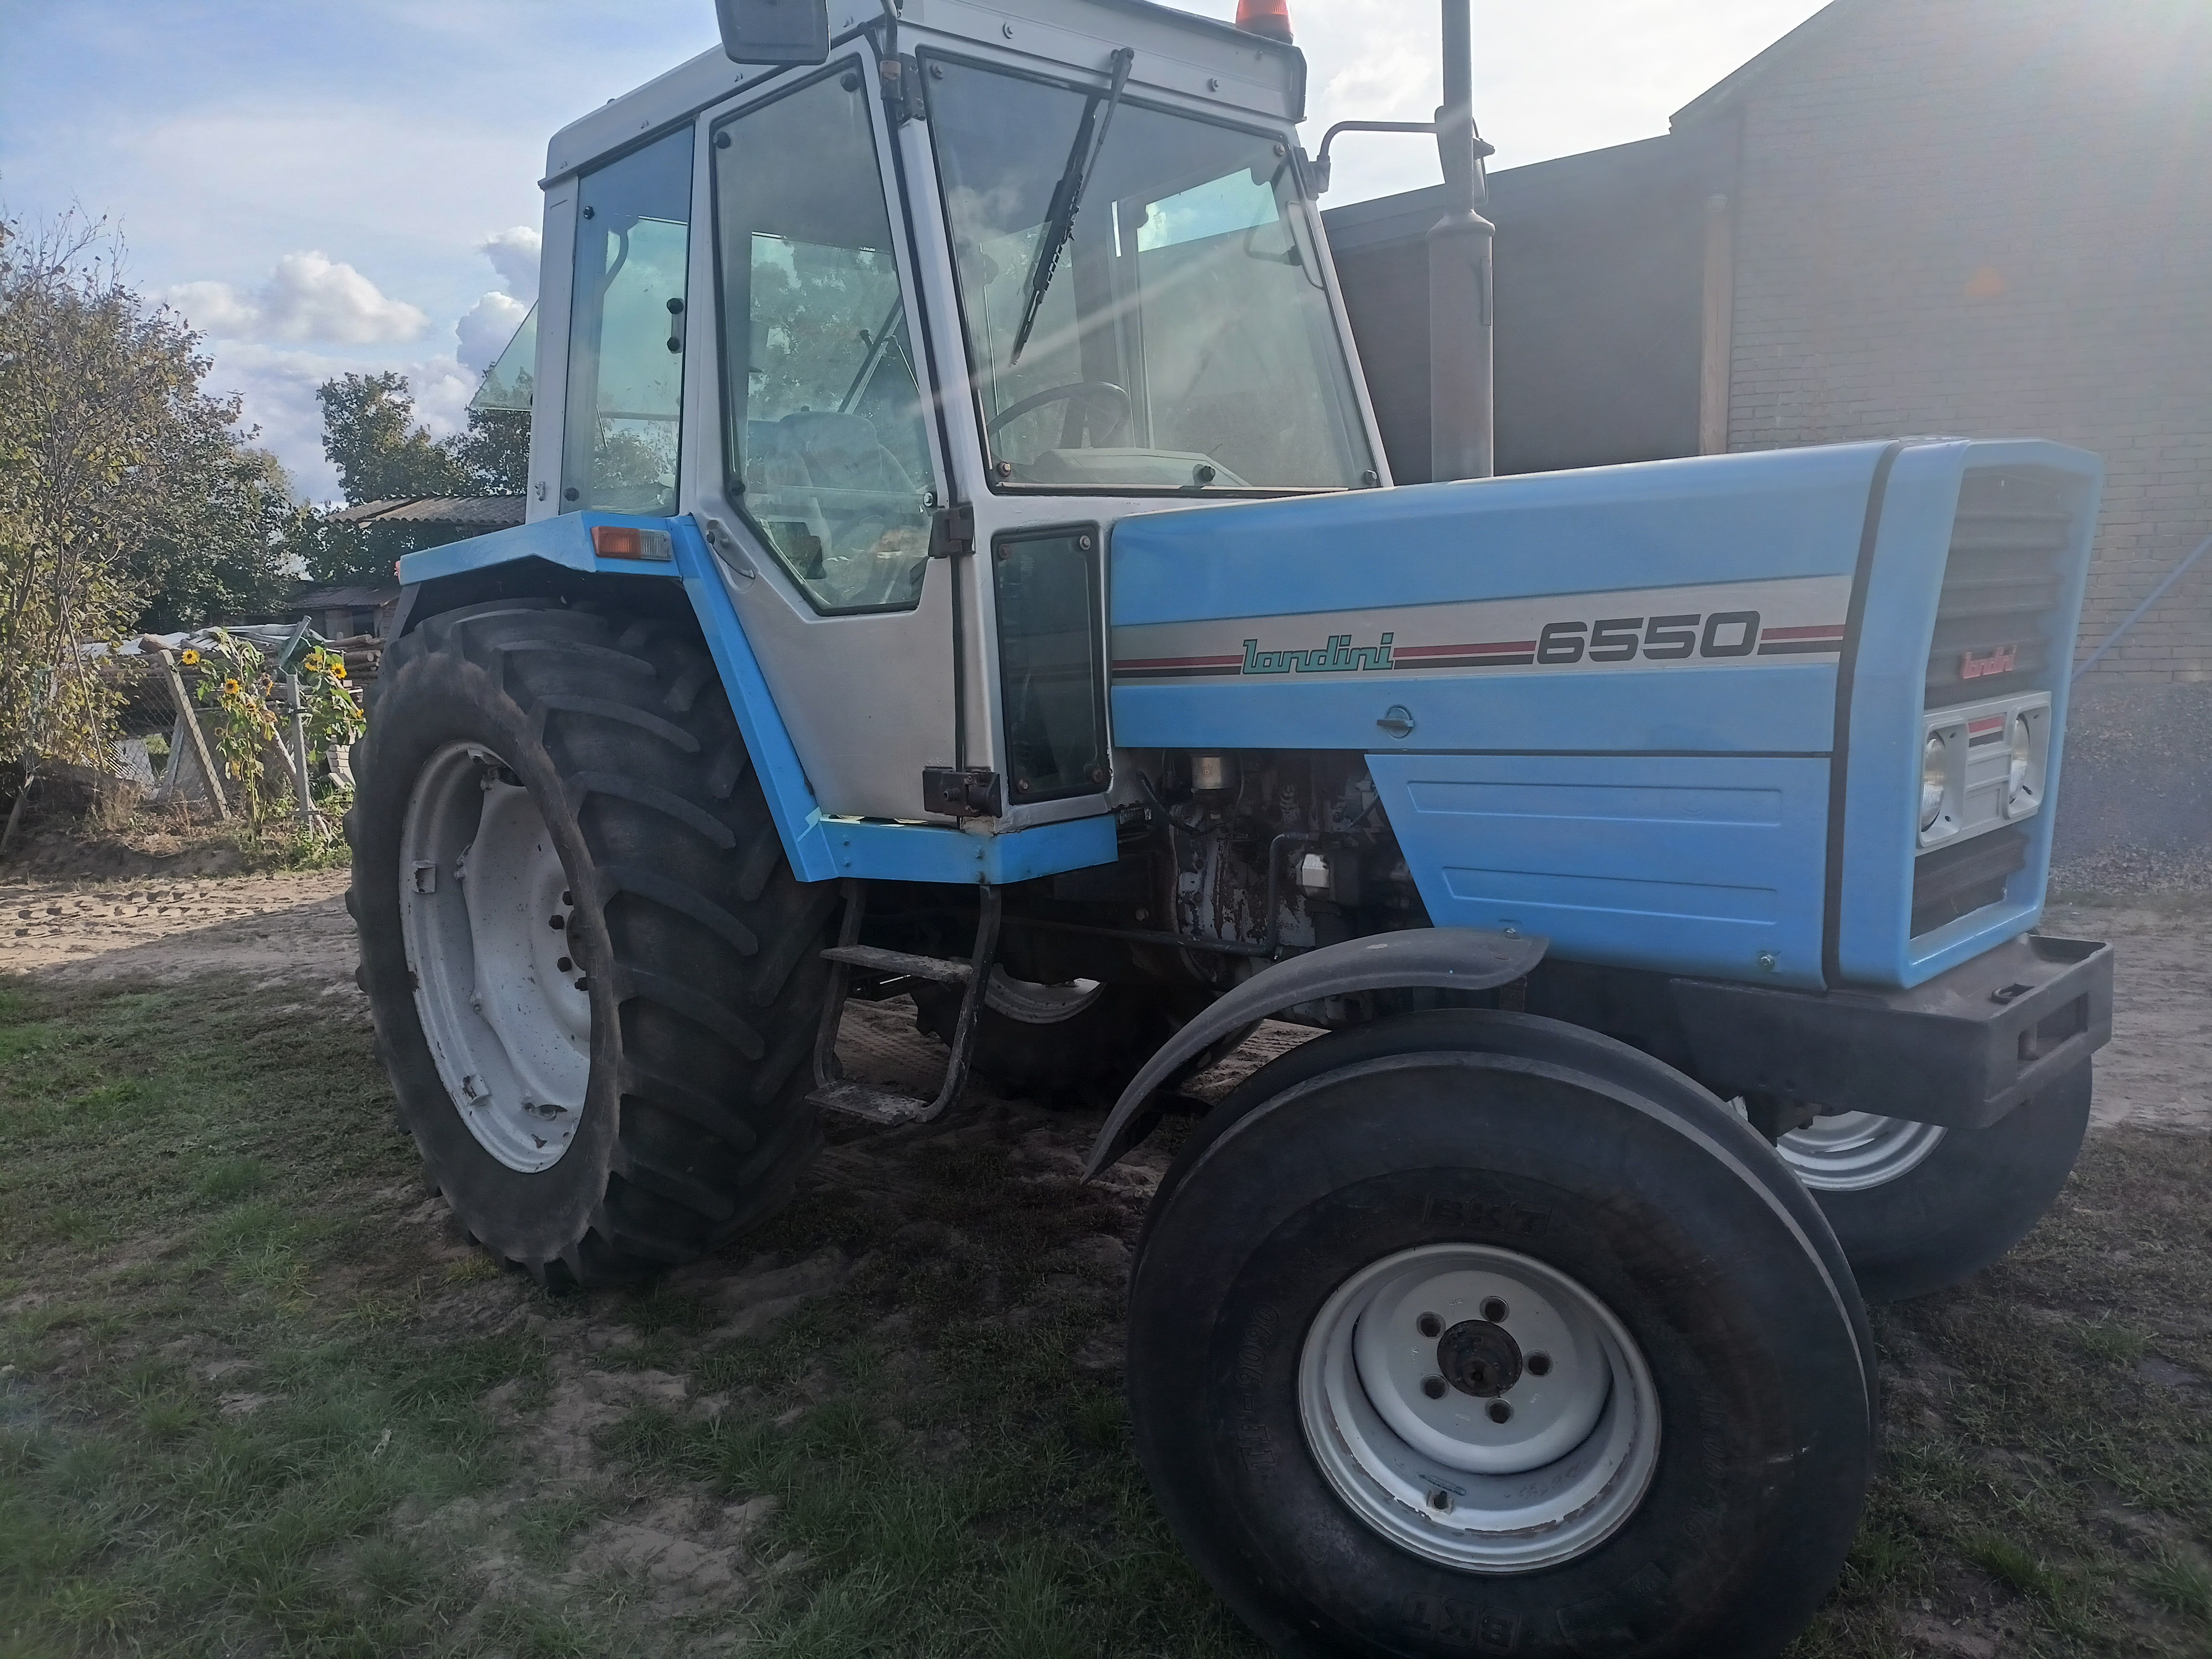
[
  {"xmin": 918, "ymin": 47, "xmax": 1369, "ymax": 499},
  {"xmin": 559, "ymin": 122, "xmax": 697, "ymax": 517},
  {"xmin": 705, "ymin": 54, "xmax": 947, "ymax": 616}
]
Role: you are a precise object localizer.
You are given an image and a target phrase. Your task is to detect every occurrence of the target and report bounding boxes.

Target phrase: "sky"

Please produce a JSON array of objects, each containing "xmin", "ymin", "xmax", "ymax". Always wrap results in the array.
[{"xmin": 0, "ymin": 0, "xmax": 1831, "ymax": 501}]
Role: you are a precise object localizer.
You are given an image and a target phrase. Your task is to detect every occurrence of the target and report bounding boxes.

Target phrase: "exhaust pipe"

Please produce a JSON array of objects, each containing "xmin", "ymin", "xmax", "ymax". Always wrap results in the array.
[{"xmin": 1427, "ymin": 0, "xmax": 1495, "ymax": 482}]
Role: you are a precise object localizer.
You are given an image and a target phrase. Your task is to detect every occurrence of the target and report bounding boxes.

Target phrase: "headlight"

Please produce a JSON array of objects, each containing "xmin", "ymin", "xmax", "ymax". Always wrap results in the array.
[{"xmin": 1920, "ymin": 732, "xmax": 1948, "ymax": 831}]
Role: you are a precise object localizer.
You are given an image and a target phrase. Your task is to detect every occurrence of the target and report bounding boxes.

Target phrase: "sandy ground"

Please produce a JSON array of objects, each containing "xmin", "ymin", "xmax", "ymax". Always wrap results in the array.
[
  {"xmin": 0, "ymin": 871, "xmax": 2199, "ymax": 1132},
  {"xmin": 2047, "ymin": 899, "xmax": 2211, "ymax": 1132},
  {"xmin": 0, "ymin": 870, "xmax": 358, "ymax": 991}
]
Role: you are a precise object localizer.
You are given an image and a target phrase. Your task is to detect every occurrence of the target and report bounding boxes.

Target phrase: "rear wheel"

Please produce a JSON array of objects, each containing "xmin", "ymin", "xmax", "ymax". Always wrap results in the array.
[
  {"xmin": 349, "ymin": 599, "xmax": 837, "ymax": 1286},
  {"xmin": 1129, "ymin": 1010, "xmax": 1875, "ymax": 1659},
  {"xmin": 1777, "ymin": 1062, "xmax": 2092, "ymax": 1302}
]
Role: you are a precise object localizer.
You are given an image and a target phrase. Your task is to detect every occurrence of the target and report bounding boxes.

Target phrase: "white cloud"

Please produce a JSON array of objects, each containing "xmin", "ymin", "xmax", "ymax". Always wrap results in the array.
[
  {"xmin": 166, "ymin": 250, "xmax": 429, "ymax": 345},
  {"xmin": 479, "ymin": 225, "xmax": 542, "ymax": 299},
  {"xmin": 457, "ymin": 290, "xmax": 530, "ymax": 373},
  {"xmin": 204, "ymin": 342, "xmax": 484, "ymax": 503},
  {"xmin": 407, "ymin": 354, "xmax": 482, "ymax": 438}
]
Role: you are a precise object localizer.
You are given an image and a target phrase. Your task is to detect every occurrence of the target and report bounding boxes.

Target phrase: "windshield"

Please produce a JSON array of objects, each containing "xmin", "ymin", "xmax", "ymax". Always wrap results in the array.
[{"xmin": 927, "ymin": 57, "xmax": 1374, "ymax": 493}]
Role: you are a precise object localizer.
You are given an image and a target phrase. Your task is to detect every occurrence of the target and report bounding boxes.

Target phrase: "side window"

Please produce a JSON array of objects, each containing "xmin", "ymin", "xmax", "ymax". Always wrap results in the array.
[
  {"xmin": 712, "ymin": 67, "xmax": 933, "ymax": 613},
  {"xmin": 562, "ymin": 129, "xmax": 692, "ymax": 515}
]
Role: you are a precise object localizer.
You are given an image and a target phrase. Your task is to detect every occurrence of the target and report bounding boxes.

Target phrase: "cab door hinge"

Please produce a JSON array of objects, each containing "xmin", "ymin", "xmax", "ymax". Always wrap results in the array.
[
  {"xmin": 929, "ymin": 501, "xmax": 975, "ymax": 559},
  {"xmin": 881, "ymin": 53, "xmax": 926, "ymax": 124}
]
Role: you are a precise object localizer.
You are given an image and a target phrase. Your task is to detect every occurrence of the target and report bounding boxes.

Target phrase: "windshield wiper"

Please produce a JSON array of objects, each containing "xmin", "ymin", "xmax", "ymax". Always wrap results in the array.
[{"xmin": 1009, "ymin": 45, "xmax": 1134, "ymax": 366}]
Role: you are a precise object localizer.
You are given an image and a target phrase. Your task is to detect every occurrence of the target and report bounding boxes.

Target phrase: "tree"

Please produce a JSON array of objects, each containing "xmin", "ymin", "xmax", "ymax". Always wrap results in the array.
[
  {"xmin": 133, "ymin": 438, "xmax": 305, "ymax": 631},
  {"xmin": 303, "ymin": 373, "xmax": 532, "ymax": 586},
  {"xmin": 316, "ymin": 372, "xmax": 475, "ymax": 504},
  {"xmin": 0, "ymin": 211, "xmax": 300, "ymax": 775},
  {"xmin": 448, "ymin": 406, "xmax": 531, "ymax": 496}
]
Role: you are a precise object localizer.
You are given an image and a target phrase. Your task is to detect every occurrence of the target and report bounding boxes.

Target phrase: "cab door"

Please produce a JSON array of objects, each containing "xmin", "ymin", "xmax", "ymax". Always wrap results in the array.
[{"xmin": 678, "ymin": 53, "xmax": 959, "ymax": 824}]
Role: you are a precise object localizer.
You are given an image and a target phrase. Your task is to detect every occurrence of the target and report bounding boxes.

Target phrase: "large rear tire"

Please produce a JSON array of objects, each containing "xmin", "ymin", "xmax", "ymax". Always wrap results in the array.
[
  {"xmin": 1129, "ymin": 1010, "xmax": 1875, "ymax": 1659},
  {"xmin": 1777, "ymin": 1061, "xmax": 2092, "ymax": 1302},
  {"xmin": 348, "ymin": 598, "xmax": 836, "ymax": 1286}
]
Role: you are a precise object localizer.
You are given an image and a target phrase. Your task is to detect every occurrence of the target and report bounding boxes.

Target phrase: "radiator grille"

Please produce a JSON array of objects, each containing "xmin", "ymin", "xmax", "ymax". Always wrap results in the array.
[
  {"xmin": 1925, "ymin": 469, "xmax": 2074, "ymax": 709},
  {"xmin": 1911, "ymin": 824, "xmax": 2030, "ymax": 938}
]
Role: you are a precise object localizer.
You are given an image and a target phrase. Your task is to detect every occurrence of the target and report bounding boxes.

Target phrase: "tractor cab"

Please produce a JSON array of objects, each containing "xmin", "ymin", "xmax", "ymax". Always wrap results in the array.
[{"xmin": 529, "ymin": 0, "xmax": 1380, "ymax": 828}]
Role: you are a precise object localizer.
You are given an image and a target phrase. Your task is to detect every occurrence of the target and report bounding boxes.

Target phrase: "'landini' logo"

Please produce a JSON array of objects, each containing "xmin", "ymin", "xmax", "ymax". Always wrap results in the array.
[{"xmin": 1242, "ymin": 633, "xmax": 1396, "ymax": 675}]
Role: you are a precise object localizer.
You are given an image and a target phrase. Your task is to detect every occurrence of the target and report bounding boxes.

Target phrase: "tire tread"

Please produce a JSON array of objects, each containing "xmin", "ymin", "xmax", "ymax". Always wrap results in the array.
[{"xmin": 348, "ymin": 597, "xmax": 831, "ymax": 1286}]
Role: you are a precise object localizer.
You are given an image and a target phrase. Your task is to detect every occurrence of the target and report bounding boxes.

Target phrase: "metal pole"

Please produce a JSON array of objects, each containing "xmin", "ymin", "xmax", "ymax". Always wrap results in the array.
[
  {"xmin": 2072, "ymin": 529, "xmax": 2212, "ymax": 682},
  {"xmin": 1427, "ymin": 0, "xmax": 1495, "ymax": 482},
  {"xmin": 286, "ymin": 675, "xmax": 316, "ymax": 822}
]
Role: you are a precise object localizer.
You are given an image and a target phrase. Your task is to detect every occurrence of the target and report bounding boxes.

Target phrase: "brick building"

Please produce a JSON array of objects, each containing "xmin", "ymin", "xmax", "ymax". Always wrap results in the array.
[{"xmin": 1326, "ymin": 0, "xmax": 2212, "ymax": 686}]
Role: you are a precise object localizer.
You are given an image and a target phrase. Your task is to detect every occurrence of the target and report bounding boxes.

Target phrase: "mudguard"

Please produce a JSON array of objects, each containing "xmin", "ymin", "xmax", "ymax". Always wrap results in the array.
[{"xmin": 1082, "ymin": 925, "xmax": 1547, "ymax": 1176}]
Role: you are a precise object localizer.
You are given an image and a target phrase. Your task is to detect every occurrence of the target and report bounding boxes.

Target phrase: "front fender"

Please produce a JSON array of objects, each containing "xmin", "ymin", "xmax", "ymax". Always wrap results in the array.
[
  {"xmin": 391, "ymin": 513, "xmax": 1117, "ymax": 888},
  {"xmin": 1082, "ymin": 926, "xmax": 1548, "ymax": 1176}
]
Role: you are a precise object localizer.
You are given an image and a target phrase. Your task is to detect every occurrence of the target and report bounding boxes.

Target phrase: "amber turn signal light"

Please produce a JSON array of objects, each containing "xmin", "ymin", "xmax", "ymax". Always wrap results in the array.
[{"xmin": 591, "ymin": 525, "xmax": 674, "ymax": 562}]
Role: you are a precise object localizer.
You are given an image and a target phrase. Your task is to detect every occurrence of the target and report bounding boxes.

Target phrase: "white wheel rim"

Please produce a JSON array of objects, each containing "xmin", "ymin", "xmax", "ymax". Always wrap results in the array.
[
  {"xmin": 400, "ymin": 743, "xmax": 590, "ymax": 1173},
  {"xmin": 1779, "ymin": 1110, "xmax": 1947, "ymax": 1193},
  {"xmin": 1298, "ymin": 1243, "xmax": 1661, "ymax": 1573},
  {"xmin": 982, "ymin": 975, "xmax": 1103, "ymax": 1023}
]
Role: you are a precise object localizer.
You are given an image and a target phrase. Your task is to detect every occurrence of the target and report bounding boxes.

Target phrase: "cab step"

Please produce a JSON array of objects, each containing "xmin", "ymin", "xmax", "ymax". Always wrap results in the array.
[
  {"xmin": 806, "ymin": 1079, "xmax": 941, "ymax": 1125},
  {"xmin": 819, "ymin": 944, "xmax": 973, "ymax": 985},
  {"xmin": 807, "ymin": 883, "xmax": 1000, "ymax": 1127}
]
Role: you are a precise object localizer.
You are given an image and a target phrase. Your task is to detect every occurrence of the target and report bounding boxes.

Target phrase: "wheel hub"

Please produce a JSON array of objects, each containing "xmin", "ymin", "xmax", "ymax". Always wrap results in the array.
[
  {"xmin": 1436, "ymin": 1318, "xmax": 1522, "ymax": 1398},
  {"xmin": 1299, "ymin": 1243, "xmax": 1661, "ymax": 1573},
  {"xmin": 399, "ymin": 743, "xmax": 589, "ymax": 1173}
]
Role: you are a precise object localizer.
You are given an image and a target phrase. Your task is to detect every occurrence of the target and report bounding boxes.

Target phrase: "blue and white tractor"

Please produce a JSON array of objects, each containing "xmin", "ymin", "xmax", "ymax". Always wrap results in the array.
[{"xmin": 348, "ymin": 1, "xmax": 2113, "ymax": 1651}]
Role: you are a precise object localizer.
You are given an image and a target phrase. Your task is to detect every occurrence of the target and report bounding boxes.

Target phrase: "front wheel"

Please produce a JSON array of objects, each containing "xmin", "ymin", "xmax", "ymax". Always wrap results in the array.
[
  {"xmin": 1130, "ymin": 1011, "xmax": 1875, "ymax": 1659},
  {"xmin": 349, "ymin": 599, "xmax": 838, "ymax": 1286},
  {"xmin": 1777, "ymin": 1062, "xmax": 2092, "ymax": 1302}
]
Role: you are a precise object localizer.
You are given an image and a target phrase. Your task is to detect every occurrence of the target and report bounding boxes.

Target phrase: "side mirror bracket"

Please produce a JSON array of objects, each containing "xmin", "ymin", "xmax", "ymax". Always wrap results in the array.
[{"xmin": 716, "ymin": 0, "xmax": 831, "ymax": 66}]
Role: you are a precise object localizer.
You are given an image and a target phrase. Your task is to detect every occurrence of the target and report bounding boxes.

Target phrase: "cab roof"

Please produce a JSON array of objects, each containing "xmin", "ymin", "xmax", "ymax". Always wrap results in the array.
[{"xmin": 545, "ymin": 0, "xmax": 1306, "ymax": 181}]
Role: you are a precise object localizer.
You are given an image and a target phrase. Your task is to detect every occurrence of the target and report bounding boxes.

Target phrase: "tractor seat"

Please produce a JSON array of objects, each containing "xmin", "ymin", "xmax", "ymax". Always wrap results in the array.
[{"xmin": 772, "ymin": 411, "xmax": 915, "ymax": 498}]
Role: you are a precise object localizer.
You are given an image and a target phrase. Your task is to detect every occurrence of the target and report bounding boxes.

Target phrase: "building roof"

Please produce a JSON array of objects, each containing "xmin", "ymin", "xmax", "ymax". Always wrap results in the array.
[
  {"xmin": 1670, "ymin": 0, "xmax": 1872, "ymax": 128},
  {"xmin": 333, "ymin": 495, "xmax": 526, "ymax": 529},
  {"xmin": 298, "ymin": 585, "xmax": 400, "ymax": 609},
  {"xmin": 1323, "ymin": 135, "xmax": 1700, "ymax": 254}
]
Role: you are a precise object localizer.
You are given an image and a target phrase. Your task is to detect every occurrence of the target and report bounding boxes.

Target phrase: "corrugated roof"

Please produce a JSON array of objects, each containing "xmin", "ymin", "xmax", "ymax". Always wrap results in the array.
[
  {"xmin": 298, "ymin": 586, "xmax": 399, "ymax": 608},
  {"xmin": 333, "ymin": 496, "xmax": 526, "ymax": 528}
]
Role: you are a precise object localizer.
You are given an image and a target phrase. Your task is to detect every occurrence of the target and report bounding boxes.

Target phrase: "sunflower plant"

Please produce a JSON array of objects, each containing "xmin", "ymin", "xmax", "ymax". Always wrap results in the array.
[
  {"xmin": 188, "ymin": 630, "xmax": 285, "ymax": 821},
  {"xmin": 297, "ymin": 647, "xmax": 367, "ymax": 756}
]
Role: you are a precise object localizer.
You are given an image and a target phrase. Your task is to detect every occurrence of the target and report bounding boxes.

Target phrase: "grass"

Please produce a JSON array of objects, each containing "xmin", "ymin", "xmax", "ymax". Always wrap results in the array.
[{"xmin": 0, "ymin": 967, "xmax": 2208, "ymax": 1656}]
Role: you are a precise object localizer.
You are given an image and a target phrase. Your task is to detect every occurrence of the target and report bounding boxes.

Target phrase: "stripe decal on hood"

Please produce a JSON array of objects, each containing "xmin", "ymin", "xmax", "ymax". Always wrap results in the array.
[{"xmin": 1111, "ymin": 575, "xmax": 1854, "ymax": 683}]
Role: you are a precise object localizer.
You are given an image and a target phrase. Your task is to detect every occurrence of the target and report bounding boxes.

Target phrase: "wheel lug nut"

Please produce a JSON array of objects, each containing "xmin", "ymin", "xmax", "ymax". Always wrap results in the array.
[
  {"xmin": 1421, "ymin": 1376, "xmax": 1446, "ymax": 1399},
  {"xmin": 1416, "ymin": 1312, "xmax": 1441, "ymax": 1338},
  {"xmin": 549, "ymin": 914, "xmax": 564, "ymax": 930},
  {"xmin": 557, "ymin": 956, "xmax": 573, "ymax": 972},
  {"xmin": 1481, "ymin": 1297, "xmax": 1507, "ymax": 1323},
  {"xmin": 1487, "ymin": 1401, "xmax": 1512, "ymax": 1424},
  {"xmin": 1526, "ymin": 1352, "xmax": 1552, "ymax": 1376}
]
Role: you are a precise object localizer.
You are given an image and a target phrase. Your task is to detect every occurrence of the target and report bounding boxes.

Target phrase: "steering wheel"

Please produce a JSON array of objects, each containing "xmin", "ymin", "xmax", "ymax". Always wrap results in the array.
[{"xmin": 984, "ymin": 380, "xmax": 1131, "ymax": 444}]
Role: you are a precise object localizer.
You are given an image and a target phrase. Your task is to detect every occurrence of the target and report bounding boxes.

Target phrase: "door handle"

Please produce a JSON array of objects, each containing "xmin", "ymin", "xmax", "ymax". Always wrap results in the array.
[{"xmin": 698, "ymin": 514, "xmax": 756, "ymax": 580}]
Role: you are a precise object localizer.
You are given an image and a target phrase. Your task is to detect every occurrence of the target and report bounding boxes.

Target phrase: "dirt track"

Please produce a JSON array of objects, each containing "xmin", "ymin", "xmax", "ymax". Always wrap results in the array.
[{"xmin": 0, "ymin": 872, "xmax": 2200, "ymax": 1131}]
